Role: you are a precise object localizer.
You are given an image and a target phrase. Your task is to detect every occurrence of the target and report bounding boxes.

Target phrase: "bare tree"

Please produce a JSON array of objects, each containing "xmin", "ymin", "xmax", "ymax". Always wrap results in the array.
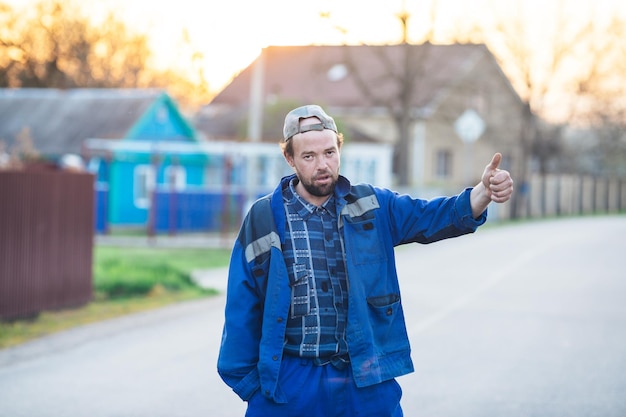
[
  {"xmin": 571, "ymin": 16, "xmax": 626, "ymax": 177},
  {"xmin": 322, "ymin": 1, "xmax": 453, "ymax": 187},
  {"xmin": 481, "ymin": 1, "xmax": 597, "ymax": 216}
]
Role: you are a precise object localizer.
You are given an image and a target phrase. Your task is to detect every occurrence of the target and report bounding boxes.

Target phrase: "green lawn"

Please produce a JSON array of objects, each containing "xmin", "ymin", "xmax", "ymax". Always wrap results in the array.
[{"xmin": 0, "ymin": 246, "xmax": 232, "ymax": 349}]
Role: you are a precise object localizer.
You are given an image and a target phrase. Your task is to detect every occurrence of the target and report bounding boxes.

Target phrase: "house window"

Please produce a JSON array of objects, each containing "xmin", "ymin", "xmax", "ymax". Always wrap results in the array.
[
  {"xmin": 134, "ymin": 165, "xmax": 155, "ymax": 208},
  {"xmin": 165, "ymin": 165, "xmax": 186, "ymax": 190},
  {"xmin": 435, "ymin": 149, "xmax": 452, "ymax": 178}
]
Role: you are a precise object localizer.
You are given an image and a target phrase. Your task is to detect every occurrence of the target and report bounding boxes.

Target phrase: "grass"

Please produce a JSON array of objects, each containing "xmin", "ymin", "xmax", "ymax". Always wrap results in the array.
[
  {"xmin": 0, "ymin": 245, "xmax": 232, "ymax": 349},
  {"xmin": 93, "ymin": 246, "xmax": 231, "ymax": 298},
  {"xmin": 94, "ymin": 246, "xmax": 232, "ymax": 277}
]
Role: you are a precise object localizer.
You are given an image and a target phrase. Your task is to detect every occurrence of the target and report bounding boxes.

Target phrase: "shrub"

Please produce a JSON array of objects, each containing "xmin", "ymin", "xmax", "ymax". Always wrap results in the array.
[{"xmin": 94, "ymin": 258, "xmax": 196, "ymax": 299}]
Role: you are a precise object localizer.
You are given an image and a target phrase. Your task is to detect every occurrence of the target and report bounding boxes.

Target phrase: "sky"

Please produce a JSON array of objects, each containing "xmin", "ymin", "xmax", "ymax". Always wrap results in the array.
[{"xmin": 5, "ymin": 0, "xmax": 626, "ymax": 95}]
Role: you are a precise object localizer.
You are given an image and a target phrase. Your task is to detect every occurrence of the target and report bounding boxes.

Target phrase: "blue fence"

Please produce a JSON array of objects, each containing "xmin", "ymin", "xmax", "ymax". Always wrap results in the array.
[
  {"xmin": 95, "ymin": 188, "xmax": 258, "ymax": 234},
  {"xmin": 94, "ymin": 185, "xmax": 108, "ymax": 234},
  {"xmin": 151, "ymin": 190, "xmax": 247, "ymax": 234}
]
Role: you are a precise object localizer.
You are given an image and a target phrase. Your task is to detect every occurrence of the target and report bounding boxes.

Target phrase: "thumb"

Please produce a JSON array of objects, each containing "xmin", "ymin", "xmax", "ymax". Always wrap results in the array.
[{"xmin": 488, "ymin": 153, "xmax": 502, "ymax": 171}]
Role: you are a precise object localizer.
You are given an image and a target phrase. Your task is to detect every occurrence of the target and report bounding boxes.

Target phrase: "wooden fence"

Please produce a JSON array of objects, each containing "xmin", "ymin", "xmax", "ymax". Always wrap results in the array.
[{"xmin": 498, "ymin": 173, "xmax": 626, "ymax": 220}]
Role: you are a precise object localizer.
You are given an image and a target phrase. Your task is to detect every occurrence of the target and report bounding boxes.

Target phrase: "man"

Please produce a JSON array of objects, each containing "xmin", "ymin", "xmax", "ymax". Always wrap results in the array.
[{"xmin": 217, "ymin": 104, "xmax": 514, "ymax": 416}]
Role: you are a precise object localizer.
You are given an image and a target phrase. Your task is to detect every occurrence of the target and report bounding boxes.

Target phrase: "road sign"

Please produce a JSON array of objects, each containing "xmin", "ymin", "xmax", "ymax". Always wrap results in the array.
[{"xmin": 454, "ymin": 109, "xmax": 485, "ymax": 143}]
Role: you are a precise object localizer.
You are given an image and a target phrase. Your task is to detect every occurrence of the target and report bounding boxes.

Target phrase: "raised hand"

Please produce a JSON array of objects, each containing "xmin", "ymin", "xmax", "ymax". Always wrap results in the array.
[{"xmin": 481, "ymin": 153, "xmax": 513, "ymax": 203}]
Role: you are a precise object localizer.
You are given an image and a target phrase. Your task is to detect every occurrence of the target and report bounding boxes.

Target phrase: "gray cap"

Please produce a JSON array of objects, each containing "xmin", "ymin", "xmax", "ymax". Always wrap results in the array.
[{"xmin": 283, "ymin": 105, "xmax": 337, "ymax": 141}]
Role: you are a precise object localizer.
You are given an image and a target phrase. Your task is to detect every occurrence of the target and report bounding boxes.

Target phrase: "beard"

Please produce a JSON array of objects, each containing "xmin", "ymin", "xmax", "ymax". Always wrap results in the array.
[{"xmin": 299, "ymin": 171, "xmax": 338, "ymax": 197}]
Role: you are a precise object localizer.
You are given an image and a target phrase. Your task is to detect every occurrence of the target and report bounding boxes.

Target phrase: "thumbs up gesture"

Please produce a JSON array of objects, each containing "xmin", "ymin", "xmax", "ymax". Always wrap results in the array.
[{"xmin": 481, "ymin": 153, "xmax": 514, "ymax": 203}]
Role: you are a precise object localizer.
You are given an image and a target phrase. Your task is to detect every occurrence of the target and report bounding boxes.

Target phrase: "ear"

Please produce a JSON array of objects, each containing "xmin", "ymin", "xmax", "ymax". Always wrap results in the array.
[{"xmin": 284, "ymin": 152, "xmax": 294, "ymax": 167}]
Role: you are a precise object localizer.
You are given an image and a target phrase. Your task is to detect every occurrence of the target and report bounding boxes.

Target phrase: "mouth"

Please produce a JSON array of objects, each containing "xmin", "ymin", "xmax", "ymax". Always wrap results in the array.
[{"xmin": 315, "ymin": 174, "xmax": 331, "ymax": 184}]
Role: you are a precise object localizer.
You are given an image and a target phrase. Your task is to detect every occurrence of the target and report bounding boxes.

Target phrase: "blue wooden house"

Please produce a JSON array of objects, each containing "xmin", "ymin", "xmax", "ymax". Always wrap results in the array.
[
  {"xmin": 85, "ymin": 92, "xmax": 210, "ymax": 230},
  {"xmin": 0, "ymin": 88, "xmax": 216, "ymax": 233}
]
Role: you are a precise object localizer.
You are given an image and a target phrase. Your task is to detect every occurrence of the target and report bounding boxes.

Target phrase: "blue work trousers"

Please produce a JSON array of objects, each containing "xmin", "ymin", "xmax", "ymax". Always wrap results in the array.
[{"xmin": 245, "ymin": 355, "xmax": 403, "ymax": 417}]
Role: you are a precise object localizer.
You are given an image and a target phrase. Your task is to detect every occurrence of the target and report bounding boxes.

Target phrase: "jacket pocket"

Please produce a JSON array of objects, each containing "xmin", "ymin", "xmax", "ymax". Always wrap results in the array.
[
  {"xmin": 366, "ymin": 294, "xmax": 409, "ymax": 352},
  {"xmin": 344, "ymin": 219, "xmax": 387, "ymax": 265}
]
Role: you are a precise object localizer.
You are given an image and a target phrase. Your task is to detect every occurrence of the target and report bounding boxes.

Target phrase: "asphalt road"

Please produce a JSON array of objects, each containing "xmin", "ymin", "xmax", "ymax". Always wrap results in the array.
[{"xmin": 1, "ymin": 216, "xmax": 625, "ymax": 417}]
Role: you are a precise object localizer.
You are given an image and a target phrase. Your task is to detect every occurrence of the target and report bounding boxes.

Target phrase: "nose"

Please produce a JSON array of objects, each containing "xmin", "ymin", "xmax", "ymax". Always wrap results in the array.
[{"xmin": 316, "ymin": 157, "xmax": 329, "ymax": 170}]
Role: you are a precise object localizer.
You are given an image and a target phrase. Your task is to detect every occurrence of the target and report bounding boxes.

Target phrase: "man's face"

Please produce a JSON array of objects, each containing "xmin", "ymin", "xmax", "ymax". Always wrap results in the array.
[{"xmin": 285, "ymin": 117, "xmax": 341, "ymax": 204}]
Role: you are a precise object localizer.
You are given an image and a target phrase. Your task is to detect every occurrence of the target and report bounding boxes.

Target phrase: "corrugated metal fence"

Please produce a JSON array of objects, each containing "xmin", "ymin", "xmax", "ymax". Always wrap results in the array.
[{"xmin": 0, "ymin": 165, "xmax": 94, "ymax": 320}]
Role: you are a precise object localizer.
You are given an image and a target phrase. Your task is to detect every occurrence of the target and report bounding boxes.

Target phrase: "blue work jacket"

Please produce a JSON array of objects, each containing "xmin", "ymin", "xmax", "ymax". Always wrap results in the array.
[{"xmin": 217, "ymin": 174, "xmax": 487, "ymax": 403}]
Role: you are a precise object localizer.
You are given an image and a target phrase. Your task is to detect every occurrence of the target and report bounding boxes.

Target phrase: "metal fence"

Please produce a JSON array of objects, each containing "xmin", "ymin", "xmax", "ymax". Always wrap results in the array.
[{"xmin": 0, "ymin": 165, "xmax": 94, "ymax": 320}]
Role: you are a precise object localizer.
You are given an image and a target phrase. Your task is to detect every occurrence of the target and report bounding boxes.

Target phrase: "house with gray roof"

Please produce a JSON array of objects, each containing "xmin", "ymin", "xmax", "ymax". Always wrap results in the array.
[{"xmin": 0, "ymin": 88, "xmax": 190, "ymax": 158}]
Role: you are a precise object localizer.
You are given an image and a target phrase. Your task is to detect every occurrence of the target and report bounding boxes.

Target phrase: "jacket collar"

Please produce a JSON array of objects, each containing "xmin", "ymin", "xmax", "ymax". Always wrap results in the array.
[{"xmin": 271, "ymin": 174, "xmax": 351, "ymax": 239}]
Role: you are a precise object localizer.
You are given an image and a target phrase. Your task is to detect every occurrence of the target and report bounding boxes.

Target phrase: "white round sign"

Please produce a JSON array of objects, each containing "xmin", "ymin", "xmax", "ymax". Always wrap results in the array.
[{"xmin": 454, "ymin": 109, "xmax": 485, "ymax": 143}]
